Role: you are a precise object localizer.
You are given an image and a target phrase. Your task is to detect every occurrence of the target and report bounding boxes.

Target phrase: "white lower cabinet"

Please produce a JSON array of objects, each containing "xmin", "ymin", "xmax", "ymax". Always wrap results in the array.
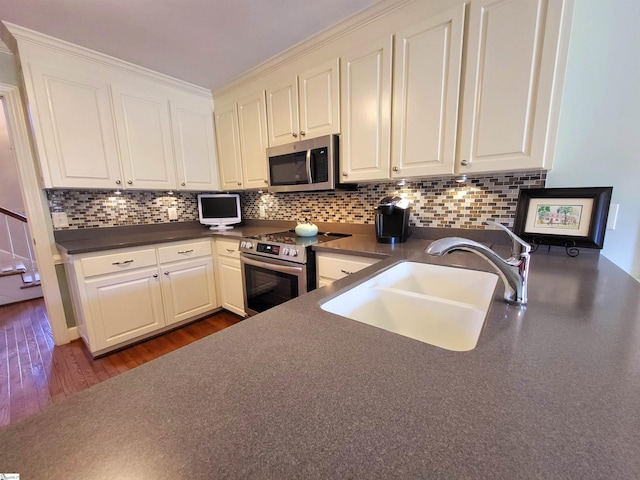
[
  {"xmin": 66, "ymin": 240, "xmax": 219, "ymax": 356},
  {"xmin": 215, "ymin": 239, "xmax": 246, "ymax": 317},
  {"xmin": 316, "ymin": 252, "xmax": 381, "ymax": 288},
  {"xmin": 158, "ymin": 242, "xmax": 217, "ymax": 326}
]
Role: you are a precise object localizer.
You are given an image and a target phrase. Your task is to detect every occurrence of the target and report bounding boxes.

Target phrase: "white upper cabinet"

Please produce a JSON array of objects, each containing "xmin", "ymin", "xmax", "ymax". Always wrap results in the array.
[
  {"xmin": 214, "ymin": 100, "xmax": 244, "ymax": 190},
  {"xmin": 458, "ymin": 0, "xmax": 573, "ymax": 174},
  {"xmin": 214, "ymin": 90, "xmax": 269, "ymax": 190},
  {"xmin": 111, "ymin": 81, "xmax": 176, "ymax": 190},
  {"xmin": 340, "ymin": 36, "xmax": 393, "ymax": 183},
  {"xmin": 8, "ymin": 24, "xmax": 217, "ymax": 191},
  {"xmin": 24, "ymin": 62, "xmax": 123, "ymax": 189},
  {"xmin": 237, "ymin": 91, "xmax": 269, "ymax": 189},
  {"xmin": 266, "ymin": 58, "xmax": 339, "ymax": 147},
  {"xmin": 171, "ymin": 94, "xmax": 220, "ymax": 191},
  {"xmin": 391, "ymin": 6, "xmax": 465, "ymax": 178}
]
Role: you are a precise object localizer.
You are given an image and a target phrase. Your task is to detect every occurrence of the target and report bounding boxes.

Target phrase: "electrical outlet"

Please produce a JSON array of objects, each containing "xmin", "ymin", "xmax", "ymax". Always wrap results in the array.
[
  {"xmin": 259, "ymin": 205, "xmax": 266, "ymax": 218},
  {"xmin": 51, "ymin": 212, "xmax": 69, "ymax": 228},
  {"xmin": 606, "ymin": 204, "xmax": 619, "ymax": 230},
  {"xmin": 168, "ymin": 207, "xmax": 178, "ymax": 220}
]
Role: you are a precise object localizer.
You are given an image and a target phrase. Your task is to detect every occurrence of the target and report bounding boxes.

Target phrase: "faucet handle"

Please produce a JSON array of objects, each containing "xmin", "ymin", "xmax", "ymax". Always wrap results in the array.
[{"xmin": 486, "ymin": 221, "xmax": 531, "ymax": 257}]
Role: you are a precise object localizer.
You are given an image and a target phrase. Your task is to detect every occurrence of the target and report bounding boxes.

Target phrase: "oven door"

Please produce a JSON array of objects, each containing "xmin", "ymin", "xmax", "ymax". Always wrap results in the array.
[{"xmin": 240, "ymin": 253, "xmax": 307, "ymax": 316}]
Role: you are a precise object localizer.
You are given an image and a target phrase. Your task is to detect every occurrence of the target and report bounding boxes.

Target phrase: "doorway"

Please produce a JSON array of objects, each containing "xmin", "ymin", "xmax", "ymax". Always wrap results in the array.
[{"xmin": 0, "ymin": 84, "xmax": 69, "ymax": 345}]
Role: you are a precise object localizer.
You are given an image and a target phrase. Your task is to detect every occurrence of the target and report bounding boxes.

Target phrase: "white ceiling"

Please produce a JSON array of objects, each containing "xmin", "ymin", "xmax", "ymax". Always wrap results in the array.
[{"xmin": 0, "ymin": 0, "xmax": 379, "ymax": 90}]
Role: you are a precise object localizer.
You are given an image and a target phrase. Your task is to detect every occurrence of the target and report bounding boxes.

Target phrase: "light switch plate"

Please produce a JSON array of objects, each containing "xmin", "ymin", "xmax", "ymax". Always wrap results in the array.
[
  {"xmin": 606, "ymin": 204, "xmax": 619, "ymax": 230},
  {"xmin": 168, "ymin": 207, "xmax": 178, "ymax": 220},
  {"xmin": 51, "ymin": 212, "xmax": 69, "ymax": 228}
]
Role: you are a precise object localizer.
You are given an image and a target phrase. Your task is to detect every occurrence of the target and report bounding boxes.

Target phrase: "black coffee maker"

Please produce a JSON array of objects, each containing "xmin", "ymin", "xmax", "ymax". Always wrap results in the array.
[{"xmin": 375, "ymin": 196, "xmax": 411, "ymax": 244}]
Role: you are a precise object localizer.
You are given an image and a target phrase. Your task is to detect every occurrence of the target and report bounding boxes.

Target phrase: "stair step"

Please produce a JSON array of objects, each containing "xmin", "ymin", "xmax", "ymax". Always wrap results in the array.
[
  {"xmin": 0, "ymin": 263, "xmax": 27, "ymax": 277},
  {"xmin": 21, "ymin": 271, "xmax": 40, "ymax": 284},
  {"xmin": 20, "ymin": 280, "xmax": 42, "ymax": 289}
]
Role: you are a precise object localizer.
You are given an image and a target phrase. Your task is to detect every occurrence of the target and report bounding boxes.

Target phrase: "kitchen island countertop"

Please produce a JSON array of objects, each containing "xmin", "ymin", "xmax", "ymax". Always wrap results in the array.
[{"xmin": 3, "ymin": 227, "xmax": 640, "ymax": 479}]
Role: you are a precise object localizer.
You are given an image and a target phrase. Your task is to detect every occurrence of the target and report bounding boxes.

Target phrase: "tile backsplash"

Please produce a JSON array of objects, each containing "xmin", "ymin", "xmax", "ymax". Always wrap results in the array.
[{"xmin": 48, "ymin": 171, "xmax": 546, "ymax": 230}]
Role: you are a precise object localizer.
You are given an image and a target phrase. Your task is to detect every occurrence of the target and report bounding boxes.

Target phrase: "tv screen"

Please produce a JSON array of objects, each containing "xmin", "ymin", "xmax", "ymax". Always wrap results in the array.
[{"xmin": 197, "ymin": 193, "xmax": 241, "ymax": 230}]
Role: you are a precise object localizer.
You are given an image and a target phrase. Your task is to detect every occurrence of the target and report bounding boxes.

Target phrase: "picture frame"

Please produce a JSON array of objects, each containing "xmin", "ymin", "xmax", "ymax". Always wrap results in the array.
[{"xmin": 513, "ymin": 187, "xmax": 613, "ymax": 250}]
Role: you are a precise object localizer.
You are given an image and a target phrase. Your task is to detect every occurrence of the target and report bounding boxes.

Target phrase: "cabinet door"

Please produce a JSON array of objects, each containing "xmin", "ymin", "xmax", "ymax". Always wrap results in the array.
[
  {"xmin": 237, "ymin": 91, "xmax": 270, "ymax": 189},
  {"xmin": 218, "ymin": 256, "xmax": 246, "ymax": 317},
  {"xmin": 84, "ymin": 267, "xmax": 164, "ymax": 350},
  {"xmin": 392, "ymin": 6, "xmax": 465, "ymax": 178},
  {"xmin": 161, "ymin": 257, "xmax": 217, "ymax": 326},
  {"xmin": 25, "ymin": 63, "xmax": 122, "ymax": 189},
  {"xmin": 111, "ymin": 82, "xmax": 177, "ymax": 189},
  {"xmin": 171, "ymin": 94, "xmax": 220, "ymax": 191},
  {"xmin": 458, "ymin": 0, "xmax": 572, "ymax": 173},
  {"xmin": 266, "ymin": 78, "xmax": 300, "ymax": 147},
  {"xmin": 298, "ymin": 58, "xmax": 340, "ymax": 140},
  {"xmin": 214, "ymin": 101, "xmax": 244, "ymax": 190},
  {"xmin": 340, "ymin": 36, "xmax": 393, "ymax": 182}
]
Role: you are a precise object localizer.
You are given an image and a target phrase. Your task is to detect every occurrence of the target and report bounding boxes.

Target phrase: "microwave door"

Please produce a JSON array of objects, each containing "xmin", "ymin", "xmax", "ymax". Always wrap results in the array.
[{"xmin": 270, "ymin": 151, "xmax": 309, "ymax": 186}]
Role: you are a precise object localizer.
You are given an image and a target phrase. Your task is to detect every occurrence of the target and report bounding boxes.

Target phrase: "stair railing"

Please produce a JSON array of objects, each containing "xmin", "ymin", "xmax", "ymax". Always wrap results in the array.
[{"xmin": 0, "ymin": 206, "xmax": 37, "ymax": 280}]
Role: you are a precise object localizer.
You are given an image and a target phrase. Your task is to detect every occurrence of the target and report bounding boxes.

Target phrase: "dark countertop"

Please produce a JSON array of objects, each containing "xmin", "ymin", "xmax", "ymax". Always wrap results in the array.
[{"xmin": 4, "ymin": 225, "xmax": 640, "ymax": 478}]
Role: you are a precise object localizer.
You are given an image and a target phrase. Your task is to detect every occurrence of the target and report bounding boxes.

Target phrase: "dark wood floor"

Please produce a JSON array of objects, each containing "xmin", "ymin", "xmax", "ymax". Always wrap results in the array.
[{"xmin": 0, "ymin": 298, "xmax": 243, "ymax": 428}]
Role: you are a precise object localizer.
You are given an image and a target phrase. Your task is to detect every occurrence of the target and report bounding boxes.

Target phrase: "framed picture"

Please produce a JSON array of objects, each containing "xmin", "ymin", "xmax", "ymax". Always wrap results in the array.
[{"xmin": 513, "ymin": 187, "xmax": 613, "ymax": 250}]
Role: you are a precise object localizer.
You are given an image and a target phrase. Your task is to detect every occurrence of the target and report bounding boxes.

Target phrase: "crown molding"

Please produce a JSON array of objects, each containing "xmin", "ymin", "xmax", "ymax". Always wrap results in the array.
[
  {"xmin": 3, "ymin": 21, "xmax": 212, "ymax": 98},
  {"xmin": 212, "ymin": 0, "xmax": 416, "ymax": 97}
]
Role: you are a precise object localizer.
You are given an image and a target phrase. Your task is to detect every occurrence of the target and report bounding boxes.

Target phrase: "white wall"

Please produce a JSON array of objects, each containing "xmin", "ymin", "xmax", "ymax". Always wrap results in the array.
[{"xmin": 547, "ymin": 0, "xmax": 640, "ymax": 279}]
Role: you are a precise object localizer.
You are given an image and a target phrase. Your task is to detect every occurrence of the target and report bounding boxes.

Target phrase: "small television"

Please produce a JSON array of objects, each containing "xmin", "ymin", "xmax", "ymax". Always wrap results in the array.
[{"xmin": 197, "ymin": 193, "xmax": 242, "ymax": 230}]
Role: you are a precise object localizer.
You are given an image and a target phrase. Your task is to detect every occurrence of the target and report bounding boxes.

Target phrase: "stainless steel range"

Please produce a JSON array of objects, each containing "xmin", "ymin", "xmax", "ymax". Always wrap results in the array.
[{"xmin": 239, "ymin": 230, "xmax": 350, "ymax": 316}]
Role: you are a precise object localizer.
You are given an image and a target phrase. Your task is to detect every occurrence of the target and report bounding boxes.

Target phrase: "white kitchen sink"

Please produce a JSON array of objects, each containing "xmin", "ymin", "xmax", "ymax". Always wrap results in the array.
[{"xmin": 321, "ymin": 262, "xmax": 498, "ymax": 351}]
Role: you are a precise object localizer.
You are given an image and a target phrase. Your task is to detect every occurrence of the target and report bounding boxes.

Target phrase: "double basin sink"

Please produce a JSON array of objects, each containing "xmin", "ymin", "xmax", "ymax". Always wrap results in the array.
[{"xmin": 321, "ymin": 261, "xmax": 498, "ymax": 351}]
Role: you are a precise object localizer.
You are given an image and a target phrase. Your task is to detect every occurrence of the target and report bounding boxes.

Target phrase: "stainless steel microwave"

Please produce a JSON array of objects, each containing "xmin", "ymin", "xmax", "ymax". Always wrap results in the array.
[{"xmin": 266, "ymin": 134, "xmax": 341, "ymax": 193}]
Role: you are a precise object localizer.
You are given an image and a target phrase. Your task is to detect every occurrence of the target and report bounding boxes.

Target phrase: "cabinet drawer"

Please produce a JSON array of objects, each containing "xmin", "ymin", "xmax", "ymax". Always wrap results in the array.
[
  {"xmin": 157, "ymin": 240, "xmax": 212, "ymax": 264},
  {"xmin": 216, "ymin": 238, "xmax": 241, "ymax": 259},
  {"xmin": 81, "ymin": 248, "xmax": 157, "ymax": 277},
  {"xmin": 317, "ymin": 252, "xmax": 380, "ymax": 281}
]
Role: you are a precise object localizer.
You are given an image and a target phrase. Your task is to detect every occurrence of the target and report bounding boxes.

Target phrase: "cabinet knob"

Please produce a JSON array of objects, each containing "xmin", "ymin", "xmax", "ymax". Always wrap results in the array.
[
  {"xmin": 181, "ymin": 182, "xmax": 186, "ymax": 186},
  {"xmin": 392, "ymin": 166, "xmax": 399, "ymax": 172},
  {"xmin": 127, "ymin": 180, "xmax": 133, "ymax": 185},
  {"xmin": 115, "ymin": 180, "xmax": 122, "ymax": 185},
  {"xmin": 237, "ymin": 182, "xmax": 242, "ymax": 186},
  {"xmin": 342, "ymin": 172, "xmax": 348, "ymax": 177},
  {"xmin": 153, "ymin": 274, "xmax": 158, "ymax": 278},
  {"xmin": 300, "ymin": 131, "xmax": 306, "ymax": 136},
  {"xmin": 292, "ymin": 132, "xmax": 298, "ymax": 138},
  {"xmin": 164, "ymin": 271, "xmax": 170, "ymax": 275},
  {"xmin": 460, "ymin": 159, "xmax": 469, "ymax": 166},
  {"xmin": 264, "ymin": 179, "xmax": 268, "ymax": 184}
]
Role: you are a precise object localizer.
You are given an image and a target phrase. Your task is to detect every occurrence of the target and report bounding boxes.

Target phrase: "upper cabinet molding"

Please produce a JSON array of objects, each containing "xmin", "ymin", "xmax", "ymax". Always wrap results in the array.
[
  {"xmin": 212, "ymin": 0, "xmax": 416, "ymax": 97},
  {"xmin": 3, "ymin": 22, "xmax": 211, "ymax": 97}
]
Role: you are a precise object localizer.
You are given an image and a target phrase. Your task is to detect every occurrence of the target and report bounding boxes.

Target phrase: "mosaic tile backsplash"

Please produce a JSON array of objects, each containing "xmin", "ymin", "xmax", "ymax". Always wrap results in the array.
[{"xmin": 48, "ymin": 171, "xmax": 546, "ymax": 230}]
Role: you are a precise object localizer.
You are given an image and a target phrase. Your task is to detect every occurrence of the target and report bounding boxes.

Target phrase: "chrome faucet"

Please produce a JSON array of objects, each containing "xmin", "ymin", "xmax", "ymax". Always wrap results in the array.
[{"xmin": 425, "ymin": 221, "xmax": 531, "ymax": 305}]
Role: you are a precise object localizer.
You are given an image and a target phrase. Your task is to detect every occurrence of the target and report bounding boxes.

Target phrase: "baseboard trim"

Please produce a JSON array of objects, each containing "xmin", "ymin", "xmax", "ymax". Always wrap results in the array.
[{"xmin": 68, "ymin": 326, "xmax": 80, "ymax": 341}]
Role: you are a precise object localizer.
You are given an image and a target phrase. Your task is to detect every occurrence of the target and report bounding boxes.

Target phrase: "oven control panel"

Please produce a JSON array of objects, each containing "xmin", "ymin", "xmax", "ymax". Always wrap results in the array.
[{"xmin": 239, "ymin": 240, "xmax": 305, "ymax": 263}]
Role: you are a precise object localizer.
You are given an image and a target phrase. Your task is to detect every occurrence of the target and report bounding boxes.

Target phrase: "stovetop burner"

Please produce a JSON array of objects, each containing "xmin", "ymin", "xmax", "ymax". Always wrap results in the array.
[{"xmin": 245, "ymin": 230, "xmax": 351, "ymax": 246}]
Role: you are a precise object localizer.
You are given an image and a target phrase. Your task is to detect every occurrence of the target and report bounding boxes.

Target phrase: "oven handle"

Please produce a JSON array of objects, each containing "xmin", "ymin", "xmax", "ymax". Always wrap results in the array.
[{"xmin": 240, "ymin": 254, "xmax": 304, "ymax": 275}]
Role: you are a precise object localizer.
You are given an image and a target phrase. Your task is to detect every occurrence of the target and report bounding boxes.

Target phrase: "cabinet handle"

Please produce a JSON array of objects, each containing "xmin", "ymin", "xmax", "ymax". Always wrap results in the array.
[
  {"xmin": 112, "ymin": 259, "xmax": 134, "ymax": 266},
  {"xmin": 181, "ymin": 182, "xmax": 186, "ymax": 186},
  {"xmin": 164, "ymin": 271, "xmax": 170, "ymax": 275},
  {"xmin": 460, "ymin": 159, "xmax": 469, "ymax": 166},
  {"xmin": 300, "ymin": 131, "xmax": 306, "ymax": 136},
  {"xmin": 237, "ymin": 182, "xmax": 242, "ymax": 186},
  {"xmin": 340, "ymin": 269, "xmax": 355, "ymax": 275},
  {"xmin": 115, "ymin": 180, "xmax": 122, "ymax": 185},
  {"xmin": 226, "ymin": 248, "xmax": 235, "ymax": 254},
  {"xmin": 264, "ymin": 179, "xmax": 268, "ymax": 184},
  {"xmin": 392, "ymin": 166, "xmax": 399, "ymax": 172},
  {"xmin": 292, "ymin": 132, "xmax": 298, "ymax": 138},
  {"xmin": 342, "ymin": 172, "xmax": 348, "ymax": 177},
  {"xmin": 153, "ymin": 274, "xmax": 158, "ymax": 278},
  {"xmin": 178, "ymin": 249, "xmax": 194, "ymax": 254},
  {"xmin": 127, "ymin": 180, "xmax": 133, "ymax": 185}
]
